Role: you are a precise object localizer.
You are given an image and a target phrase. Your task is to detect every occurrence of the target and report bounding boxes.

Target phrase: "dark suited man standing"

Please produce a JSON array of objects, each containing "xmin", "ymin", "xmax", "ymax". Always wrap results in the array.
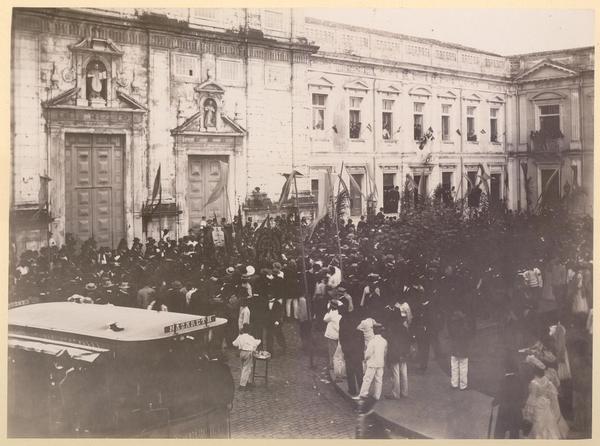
[
  {"xmin": 339, "ymin": 307, "xmax": 364, "ymax": 397},
  {"xmin": 265, "ymin": 293, "xmax": 286, "ymax": 356},
  {"xmin": 492, "ymin": 355, "xmax": 525, "ymax": 438},
  {"xmin": 411, "ymin": 286, "xmax": 435, "ymax": 373},
  {"xmin": 389, "ymin": 186, "xmax": 400, "ymax": 213}
]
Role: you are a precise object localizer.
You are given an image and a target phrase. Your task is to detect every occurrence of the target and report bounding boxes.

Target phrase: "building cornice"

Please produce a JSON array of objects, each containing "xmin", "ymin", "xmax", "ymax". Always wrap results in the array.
[{"xmin": 13, "ymin": 8, "xmax": 319, "ymax": 60}]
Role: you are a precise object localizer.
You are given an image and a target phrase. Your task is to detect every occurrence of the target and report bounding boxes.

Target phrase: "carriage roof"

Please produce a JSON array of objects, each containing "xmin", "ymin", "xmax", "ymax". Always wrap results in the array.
[{"xmin": 9, "ymin": 302, "xmax": 226, "ymax": 342}]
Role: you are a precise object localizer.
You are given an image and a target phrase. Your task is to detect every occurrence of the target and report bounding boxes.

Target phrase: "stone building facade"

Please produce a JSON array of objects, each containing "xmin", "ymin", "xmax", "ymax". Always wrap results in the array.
[{"xmin": 10, "ymin": 8, "xmax": 594, "ymax": 253}]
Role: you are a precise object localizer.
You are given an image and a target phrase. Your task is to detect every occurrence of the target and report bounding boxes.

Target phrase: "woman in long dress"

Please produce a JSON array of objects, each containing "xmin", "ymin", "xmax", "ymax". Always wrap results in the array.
[
  {"xmin": 569, "ymin": 267, "xmax": 589, "ymax": 325},
  {"xmin": 523, "ymin": 355, "xmax": 569, "ymax": 439}
]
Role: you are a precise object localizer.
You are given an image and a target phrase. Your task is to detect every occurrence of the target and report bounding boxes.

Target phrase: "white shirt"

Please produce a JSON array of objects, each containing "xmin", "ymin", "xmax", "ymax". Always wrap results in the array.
[
  {"xmin": 185, "ymin": 288, "xmax": 197, "ymax": 306},
  {"xmin": 357, "ymin": 317, "xmax": 376, "ymax": 346},
  {"xmin": 323, "ymin": 309, "xmax": 341, "ymax": 340},
  {"xmin": 327, "ymin": 267, "xmax": 342, "ymax": 288},
  {"xmin": 232, "ymin": 333, "xmax": 261, "ymax": 352},
  {"xmin": 364, "ymin": 334, "xmax": 387, "ymax": 368},
  {"xmin": 238, "ymin": 306, "xmax": 251, "ymax": 331}
]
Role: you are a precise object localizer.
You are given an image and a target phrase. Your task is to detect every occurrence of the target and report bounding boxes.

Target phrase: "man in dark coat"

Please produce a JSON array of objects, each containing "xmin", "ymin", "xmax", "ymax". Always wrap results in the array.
[
  {"xmin": 411, "ymin": 287, "xmax": 435, "ymax": 373},
  {"xmin": 492, "ymin": 355, "xmax": 526, "ymax": 438},
  {"xmin": 166, "ymin": 280, "xmax": 186, "ymax": 313},
  {"xmin": 389, "ymin": 186, "xmax": 400, "ymax": 214},
  {"xmin": 265, "ymin": 294, "xmax": 286, "ymax": 356},
  {"xmin": 384, "ymin": 305, "xmax": 411, "ymax": 398},
  {"xmin": 338, "ymin": 308, "xmax": 364, "ymax": 397}
]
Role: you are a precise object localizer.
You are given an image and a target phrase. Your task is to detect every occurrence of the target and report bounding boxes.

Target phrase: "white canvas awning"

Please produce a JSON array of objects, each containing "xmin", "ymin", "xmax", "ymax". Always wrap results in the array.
[{"xmin": 8, "ymin": 336, "xmax": 109, "ymax": 363}]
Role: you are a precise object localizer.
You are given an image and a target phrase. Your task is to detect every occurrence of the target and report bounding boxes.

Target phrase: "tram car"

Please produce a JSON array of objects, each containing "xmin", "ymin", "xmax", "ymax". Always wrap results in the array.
[{"xmin": 8, "ymin": 302, "xmax": 234, "ymax": 438}]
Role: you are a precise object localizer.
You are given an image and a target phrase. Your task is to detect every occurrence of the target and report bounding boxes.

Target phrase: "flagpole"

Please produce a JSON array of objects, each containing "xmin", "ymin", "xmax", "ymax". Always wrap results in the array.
[
  {"xmin": 334, "ymin": 163, "xmax": 344, "ymax": 278},
  {"xmin": 293, "ymin": 174, "xmax": 314, "ymax": 369},
  {"xmin": 533, "ymin": 167, "xmax": 559, "ymax": 213}
]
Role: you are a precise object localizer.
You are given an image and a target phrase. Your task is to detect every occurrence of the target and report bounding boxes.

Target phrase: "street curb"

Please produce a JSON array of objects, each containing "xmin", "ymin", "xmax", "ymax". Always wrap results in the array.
[{"xmin": 328, "ymin": 371, "xmax": 429, "ymax": 439}]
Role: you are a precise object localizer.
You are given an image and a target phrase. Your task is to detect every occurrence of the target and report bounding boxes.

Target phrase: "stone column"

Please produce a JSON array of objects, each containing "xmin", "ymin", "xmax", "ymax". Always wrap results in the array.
[
  {"xmin": 48, "ymin": 124, "xmax": 66, "ymax": 247},
  {"xmin": 131, "ymin": 125, "xmax": 146, "ymax": 241},
  {"xmin": 570, "ymin": 88, "xmax": 582, "ymax": 150}
]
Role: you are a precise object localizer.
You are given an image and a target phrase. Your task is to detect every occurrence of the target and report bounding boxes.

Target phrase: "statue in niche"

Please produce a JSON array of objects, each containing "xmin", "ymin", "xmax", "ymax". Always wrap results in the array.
[
  {"xmin": 86, "ymin": 60, "xmax": 108, "ymax": 104},
  {"xmin": 203, "ymin": 98, "xmax": 217, "ymax": 129}
]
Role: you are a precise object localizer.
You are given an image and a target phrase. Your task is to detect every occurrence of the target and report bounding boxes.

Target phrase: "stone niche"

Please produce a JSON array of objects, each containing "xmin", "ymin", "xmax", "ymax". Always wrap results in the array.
[{"xmin": 67, "ymin": 37, "xmax": 125, "ymax": 107}]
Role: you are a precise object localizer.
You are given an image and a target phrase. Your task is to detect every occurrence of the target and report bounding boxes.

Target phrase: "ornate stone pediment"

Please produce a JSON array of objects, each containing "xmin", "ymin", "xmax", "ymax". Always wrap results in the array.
[
  {"xmin": 343, "ymin": 78, "xmax": 370, "ymax": 92},
  {"xmin": 514, "ymin": 59, "xmax": 579, "ymax": 82},
  {"xmin": 408, "ymin": 86, "xmax": 432, "ymax": 98},
  {"xmin": 42, "ymin": 87, "xmax": 147, "ymax": 111},
  {"xmin": 194, "ymin": 79, "xmax": 226, "ymax": 96},
  {"xmin": 437, "ymin": 90, "xmax": 457, "ymax": 100},
  {"xmin": 171, "ymin": 111, "xmax": 246, "ymax": 136},
  {"xmin": 66, "ymin": 37, "xmax": 128, "ymax": 107},
  {"xmin": 377, "ymin": 84, "xmax": 401, "ymax": 96},
  {"xmin": 68, "ymin": 37, "xmax": 124, "ymax": 56},
  {"xmin": 308, "ymin": 76, "xmax": 334, "ymax": 90}
]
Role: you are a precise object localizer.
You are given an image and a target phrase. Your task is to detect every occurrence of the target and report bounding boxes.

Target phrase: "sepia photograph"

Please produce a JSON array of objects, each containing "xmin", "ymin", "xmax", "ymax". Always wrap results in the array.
[{"xmin": 7, "ymin": 5, "xmax": 595, "ymax": 440}]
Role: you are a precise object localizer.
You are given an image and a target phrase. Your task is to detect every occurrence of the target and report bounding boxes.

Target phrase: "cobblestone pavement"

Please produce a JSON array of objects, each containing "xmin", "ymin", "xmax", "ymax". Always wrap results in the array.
[{"xmin": 226, "ymin": 322, "xmax": 358, "ymax": 439}]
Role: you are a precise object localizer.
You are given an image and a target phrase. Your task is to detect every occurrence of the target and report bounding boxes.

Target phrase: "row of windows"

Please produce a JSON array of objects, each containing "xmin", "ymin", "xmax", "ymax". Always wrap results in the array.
[
  {"xmin": 191, "ymin": 8, "xmax": 284, "ymax": 31},
  {"xmin": 311, "ymin": 93, "xmax": 503, "ymax": 142},
  {"xmin": 311, "ymin": 170, "xmax": 506, "ymax": 211}
]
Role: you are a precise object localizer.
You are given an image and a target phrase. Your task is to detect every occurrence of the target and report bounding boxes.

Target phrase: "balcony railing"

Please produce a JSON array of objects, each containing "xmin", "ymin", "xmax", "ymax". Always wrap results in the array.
[{"xmin": 529, "ymin": 130, "xmax": 565, "ymax": 153}]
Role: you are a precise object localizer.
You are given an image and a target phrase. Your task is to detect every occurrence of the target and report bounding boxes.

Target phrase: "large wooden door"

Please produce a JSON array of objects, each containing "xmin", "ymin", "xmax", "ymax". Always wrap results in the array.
[
  {"xmin": 65, "ymin": 134, "xmax": 125, "ymax": 248},
  {"xmin": 188, "ymin": 156, "xmax": 228, "ymax": 231}
]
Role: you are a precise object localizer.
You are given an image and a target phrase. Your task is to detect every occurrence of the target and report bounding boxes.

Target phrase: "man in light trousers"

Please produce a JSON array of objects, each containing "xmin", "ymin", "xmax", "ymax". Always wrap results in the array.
[
  {"xmin": 357, "ymin": 325, "xmax": 387, "ymax": 400},
  {"xmin": 448, "ymin": 309, "xmax": 471, "ymax": 390},
  {"xmin": 232, "ymin": 324, "xmax": 261, "ymax": 391},
  {"xmin": 385, "ymin": 304, "xmax": 411, "ymax": 398}
]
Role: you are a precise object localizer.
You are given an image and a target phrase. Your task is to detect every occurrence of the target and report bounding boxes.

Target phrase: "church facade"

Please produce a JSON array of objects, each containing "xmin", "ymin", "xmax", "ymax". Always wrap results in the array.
[{"xmin": 10, "ymin": 8, "xmax": 594, "ymax": 253}]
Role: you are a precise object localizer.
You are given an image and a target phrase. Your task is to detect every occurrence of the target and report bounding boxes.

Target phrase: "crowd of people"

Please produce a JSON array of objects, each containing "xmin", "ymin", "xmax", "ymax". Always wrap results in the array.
[{"xmin": 9, "ymin": 204, "xmax": 593, "ymax": 439}]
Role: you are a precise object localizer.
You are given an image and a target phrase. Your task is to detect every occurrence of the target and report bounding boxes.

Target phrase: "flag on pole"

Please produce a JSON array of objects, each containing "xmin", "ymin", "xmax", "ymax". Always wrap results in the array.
[
  {"xmin": 307, "ymin": 172, "xmax": 336, "ymax": 241},
  {"xmin": 463, "ymin": 173, "xmax": 475, "ymax": 189},
  {"xmin": 336, "ymin": 162, "xmax": 351, "ymax": 215},
  {"xmin": 346, "ymin": 169, "xmax": 368, "ymax": 200},
  {"xmin": 202, "ymin": 161, "xmax": 229, "ymax": 210},
  {"xmin": 150, "ymin": 164, "xmax": 162, "ymax": 213},
  {"xmin": 405, "ymin": 173, "xmax": 417, "ymax": 191},
  {"xmin": 366, "ymin": 163, "xmax": 378, "ymax": 199},
  {"xmin": 277, "ymin": 170, "xmax": 302, "ymax": 210},
  {"xmin": 477, "ymin": 164, "xmax": 491, "ymax": 195},
  {"xmin": 537, "ymin": 168, "xmax": 560, "ymax": 206},
  {"xmin": 38, "ymin": 175, "xmax": 51, "ymax": 212},
  {"xmin": 520, "ymin": 162, "xmax": 528, "ymax": 179}
]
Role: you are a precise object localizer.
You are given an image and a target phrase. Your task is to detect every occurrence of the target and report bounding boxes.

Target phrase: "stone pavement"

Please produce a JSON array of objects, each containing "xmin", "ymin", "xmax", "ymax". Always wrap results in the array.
[
  {"xmin": 226, "ymin": 323, "xmax": 357, "ymax": 439},
  {"xmin": 333, "ymin": 361, "xmax": 494, "ymax": 439}
]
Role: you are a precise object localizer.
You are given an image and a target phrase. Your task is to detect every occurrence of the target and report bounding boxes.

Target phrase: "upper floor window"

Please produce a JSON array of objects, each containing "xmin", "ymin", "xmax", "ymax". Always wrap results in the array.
[
  {"xmin": 193, "ymin": 8, "xmax": 218, "ymax": 20},
  {"xmin": 173, "ymin": 54, "xmax": 198, "ymax": 79},
  {"xmin": 312, "ymin": 93, "xmax": 327, "ymax": 130},
  {"xmin": 264, "ymin": 10, "xmax": 284, "ymax": 31},
  {"xmin": 441, "ymin": 104, "xmax": 451, "ymax": 141},
  {"xmin": 349, "ymin": 96, "xmax": 362, "ymax": 139},
  {"xmin": 413, "ymin": 102, "xmax": 424, "ymax": 140},
  {"xmin": 466, "ymin": 106, "xmax": 477, "ymax": 142},
  {"xmin": 490, "ymin": 108, "xmax": 499, "ymax": 142},
  {"xmin": 382, "ymin": 99, "xmax": 394, "ymax": 140},
  {"xmin": 539, "ymin": 104, "xmax": 561, "ymax": 138}
]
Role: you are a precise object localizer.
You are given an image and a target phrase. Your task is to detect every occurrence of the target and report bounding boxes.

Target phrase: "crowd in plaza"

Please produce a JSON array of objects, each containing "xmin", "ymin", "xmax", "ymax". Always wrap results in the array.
[{"xmin": 10, "ymin": 195, "xmax": 594, "ymax": 439}]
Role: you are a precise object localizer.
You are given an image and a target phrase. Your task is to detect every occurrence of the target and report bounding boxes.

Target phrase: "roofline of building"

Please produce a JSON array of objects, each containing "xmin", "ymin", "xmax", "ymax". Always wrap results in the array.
[
  {"xmin": 305, "ymin": 16, "xmax": 503, "ymax": 58},
  {"xmin": 15, "ymin": 8, "xmax": 319, "ymax": 55},
  {"xmin": 506, "ymin": 45, "xmax": 595, "ymax": 59}
]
